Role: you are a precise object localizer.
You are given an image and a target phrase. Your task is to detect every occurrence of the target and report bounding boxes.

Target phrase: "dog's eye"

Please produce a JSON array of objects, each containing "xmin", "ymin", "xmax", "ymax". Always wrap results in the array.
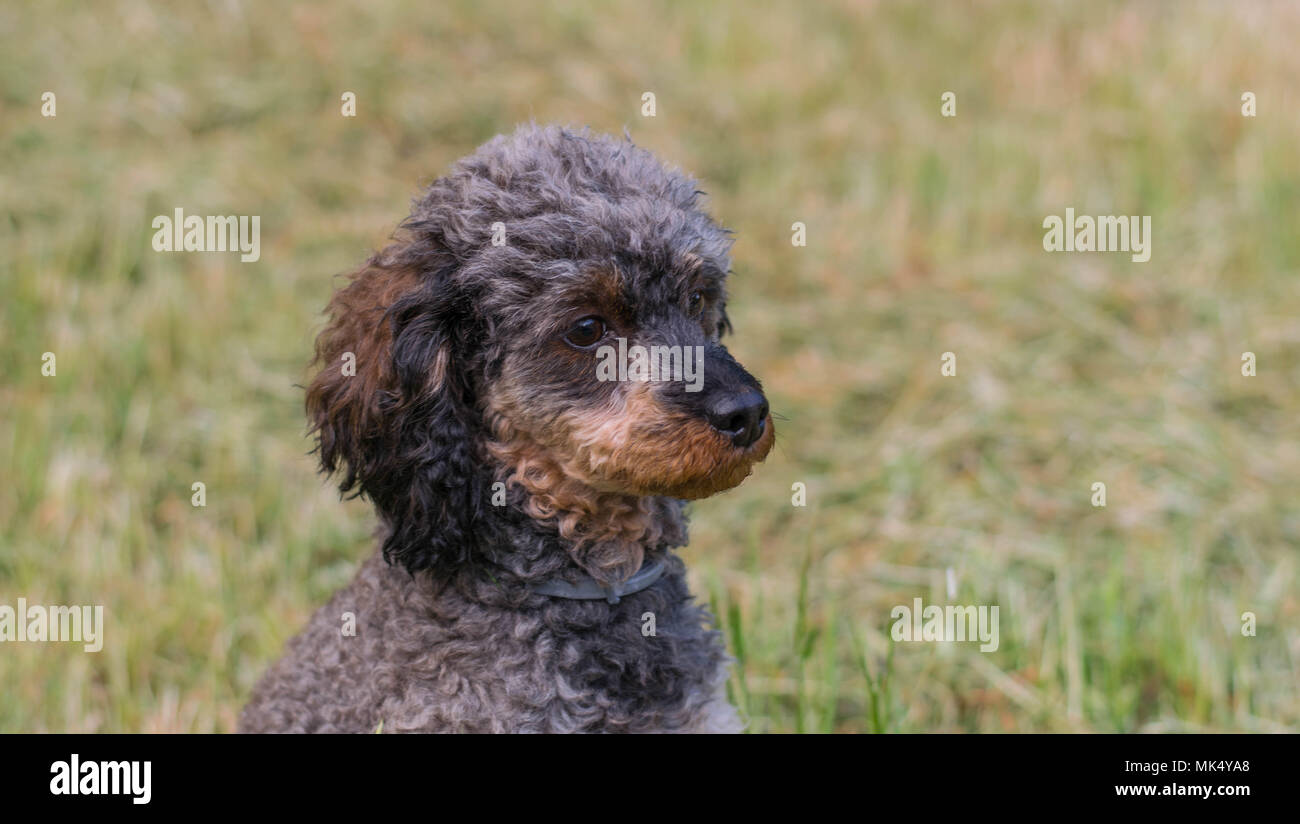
[
  {"xmin": 688, "ymin": 291, "xmax": 704, "ymax": 316},
  {"xmin": 564, "ymin": 316, "xmax": 608, "ymax": 348}
]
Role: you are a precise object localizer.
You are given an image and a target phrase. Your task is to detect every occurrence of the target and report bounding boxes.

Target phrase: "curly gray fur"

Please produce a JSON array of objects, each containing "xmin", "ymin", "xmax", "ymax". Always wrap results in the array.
[
  {"xmin": 240, "ymin": 124, "xmax": 767, "ymax": 734},
  {"xmin": 241, "ymin": 516, "xmax": 738, "ymax": 733}
]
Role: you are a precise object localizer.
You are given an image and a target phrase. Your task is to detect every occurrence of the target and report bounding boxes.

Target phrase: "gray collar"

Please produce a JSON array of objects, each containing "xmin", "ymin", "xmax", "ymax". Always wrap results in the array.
[{"xmin": 527, "ymin": 559, "xmax": 666, "ymax": 605}]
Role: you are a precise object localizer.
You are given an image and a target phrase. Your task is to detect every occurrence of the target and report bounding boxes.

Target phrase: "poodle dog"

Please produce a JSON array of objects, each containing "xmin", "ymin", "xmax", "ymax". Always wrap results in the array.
[{"xmin": 239, "ymin": 124, "xmax": 774, "ymax": 733}]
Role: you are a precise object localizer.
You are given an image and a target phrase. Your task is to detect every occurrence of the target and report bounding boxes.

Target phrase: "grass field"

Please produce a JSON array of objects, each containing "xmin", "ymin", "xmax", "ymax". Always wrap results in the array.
[{"xmin": 2, "ymin": 0, "xmax": 1298, "ymax": 733}]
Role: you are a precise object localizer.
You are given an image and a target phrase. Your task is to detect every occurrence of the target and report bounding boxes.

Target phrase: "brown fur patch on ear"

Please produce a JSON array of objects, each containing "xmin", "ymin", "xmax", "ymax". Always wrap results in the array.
[{"xmin": 306, "ymin": 255, "xmax": 427, "ymax": 481}]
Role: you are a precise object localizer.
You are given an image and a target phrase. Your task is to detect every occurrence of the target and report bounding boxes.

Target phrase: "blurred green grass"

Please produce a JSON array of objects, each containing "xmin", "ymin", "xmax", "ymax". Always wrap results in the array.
[{"xmin": 1, "ymin": 0, "xmax": 1297, "ymax": 732}]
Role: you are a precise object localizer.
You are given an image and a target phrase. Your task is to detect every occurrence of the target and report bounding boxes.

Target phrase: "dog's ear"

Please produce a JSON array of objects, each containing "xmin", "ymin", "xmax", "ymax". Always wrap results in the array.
[
  {"xmin": 307, "ymin": 254, "xmax": 420, "ymax": 490},
  {"xmin": 306, "ymin": 251, "xmax": 488, "ymax": 575}
]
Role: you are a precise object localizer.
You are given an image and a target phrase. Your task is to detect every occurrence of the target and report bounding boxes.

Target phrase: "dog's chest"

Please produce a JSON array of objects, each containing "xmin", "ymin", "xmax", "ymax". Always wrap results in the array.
[{"xmin": 369, "ymin": 575, "xmax": 734, "ymax": 732}]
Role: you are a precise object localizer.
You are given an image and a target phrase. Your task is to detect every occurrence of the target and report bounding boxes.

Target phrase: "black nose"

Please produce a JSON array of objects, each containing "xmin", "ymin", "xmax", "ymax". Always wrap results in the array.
[{"xmin": 705, "ymin": 389, "xmax": 769, "ymax": 448}]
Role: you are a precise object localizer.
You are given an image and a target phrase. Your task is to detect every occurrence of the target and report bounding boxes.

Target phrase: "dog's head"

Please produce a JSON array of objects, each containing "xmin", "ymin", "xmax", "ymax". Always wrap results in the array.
[{"xmin": 307, "ymin": 125, "xmax": 773, "ymax": 577}]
